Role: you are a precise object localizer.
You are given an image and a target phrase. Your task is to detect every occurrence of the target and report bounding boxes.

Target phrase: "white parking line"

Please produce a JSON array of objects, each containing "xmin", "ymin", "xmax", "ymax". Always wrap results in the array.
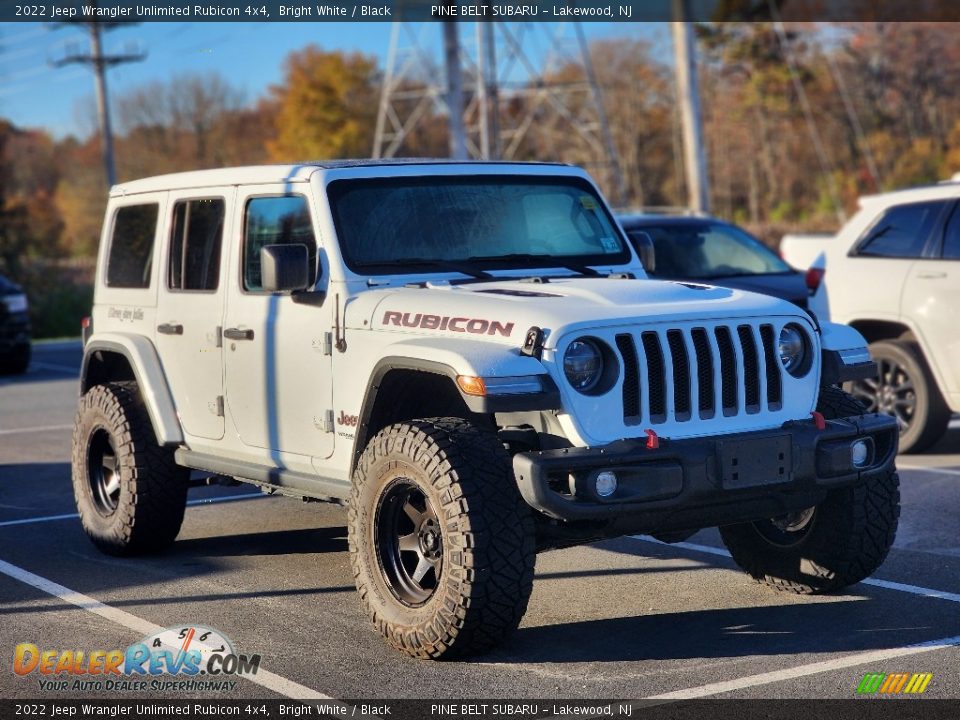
[
  {"xmin": 0, "ymin": 557, "xmax": 331, "ymax": 700},
  {"xmin": 645, "ymin": 633, "xmax": 960, "ymax": 699},
  {"xmin": 0, "ymin": 423, "xmax": 73, "ymax": 436},
  {"xmin": 0, "ymin": 493, "xmax": 266, "ymax": 528},
  {"xmin": 898, "ymin": 464, "xmax": 960, "ymax": 478},
  {"xmin": 629, "ymin": 537, "xmax": 960, "ymax": 605}
]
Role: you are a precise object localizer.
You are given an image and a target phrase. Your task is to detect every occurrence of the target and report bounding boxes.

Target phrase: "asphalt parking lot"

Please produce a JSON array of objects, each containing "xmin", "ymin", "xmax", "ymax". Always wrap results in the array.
[{"xmin": 2, "ymin": 341, "xmax": 960, "ymax": 703}]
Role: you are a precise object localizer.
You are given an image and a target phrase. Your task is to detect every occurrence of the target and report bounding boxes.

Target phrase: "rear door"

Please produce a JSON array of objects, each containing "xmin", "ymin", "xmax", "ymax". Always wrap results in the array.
[
  {"xmin": 902, "ymin": 200, "xmax": 960, "ymax": 400},
  {"xmin": 838, "ymin": 199, "xmax": 949, "ymax": 325},
  {"xmin": 155, "ymin": 189, "xmax": 233, "ymax": 441}
]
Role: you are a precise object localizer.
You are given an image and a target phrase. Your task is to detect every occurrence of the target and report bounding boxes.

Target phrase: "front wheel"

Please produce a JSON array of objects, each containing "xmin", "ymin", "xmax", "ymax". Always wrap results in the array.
[
  {"xmin": 720, "ymin": 387, "xmax": 900, "ymax": 593},
  {"xmin": 348, "ymin": 418, "xmax": 536, "ymax": 659}
]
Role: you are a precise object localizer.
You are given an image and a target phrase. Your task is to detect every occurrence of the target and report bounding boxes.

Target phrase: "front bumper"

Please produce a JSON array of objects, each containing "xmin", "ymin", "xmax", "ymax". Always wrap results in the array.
[{"xmin": 513, "ymin": 413, "xmax": 898, "ymax": 536}]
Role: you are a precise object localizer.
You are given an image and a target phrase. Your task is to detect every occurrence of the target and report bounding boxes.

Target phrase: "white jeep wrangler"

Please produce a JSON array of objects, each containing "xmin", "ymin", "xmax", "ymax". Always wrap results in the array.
[{"xmin": 74, "ymin": 160, "xmax": 900, "ymax": 659}]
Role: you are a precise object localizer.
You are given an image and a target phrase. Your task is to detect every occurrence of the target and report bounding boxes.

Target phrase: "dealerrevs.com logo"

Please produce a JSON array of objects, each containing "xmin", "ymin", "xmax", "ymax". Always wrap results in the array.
[{"xmin": 13, "ymin": 625, "xmax": 261, "ymax": 693}]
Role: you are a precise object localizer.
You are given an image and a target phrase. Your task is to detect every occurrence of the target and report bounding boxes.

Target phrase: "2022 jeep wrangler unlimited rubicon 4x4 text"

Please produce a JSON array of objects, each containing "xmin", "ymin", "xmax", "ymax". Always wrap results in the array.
[{"xmin": 74, "ymin": 160, "xmax": 900, "ymax": 659}]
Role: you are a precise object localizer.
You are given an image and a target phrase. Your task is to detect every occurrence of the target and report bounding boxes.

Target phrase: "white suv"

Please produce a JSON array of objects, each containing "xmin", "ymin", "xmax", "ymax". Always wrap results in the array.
[
  {"xmin": 783, "ymin": 184, "xmax": 960, "ymax": 452},
  {"xmin": 74, "ymin": 160, "xmax": 899, "ymax": 659}
]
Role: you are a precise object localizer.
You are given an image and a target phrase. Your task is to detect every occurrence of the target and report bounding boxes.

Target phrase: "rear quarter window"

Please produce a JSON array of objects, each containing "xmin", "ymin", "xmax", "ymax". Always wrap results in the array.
[{"xmin": 106, "ymin": 204, "xmax": 159, "ymax": 288}]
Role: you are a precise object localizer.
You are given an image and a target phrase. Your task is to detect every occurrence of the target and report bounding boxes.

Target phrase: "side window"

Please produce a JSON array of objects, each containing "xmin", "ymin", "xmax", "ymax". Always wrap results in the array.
[
  {"xmin": 942, "ymin": 205, "xmax": 960, "ymax": 260},
  {"xmin": 106, "ymin": 204, "xmax": 158, "ymax": 288},
  {"xmin": 243, "ymin": 196, "xmax": 317, "ymax": 292},
  {"xmin": 855, "ymin": 201, "xmax": 946, "ymax": 259},
  {"xmin": 168, "ymin": 198, "xmax": 225, "ymax": 291}
]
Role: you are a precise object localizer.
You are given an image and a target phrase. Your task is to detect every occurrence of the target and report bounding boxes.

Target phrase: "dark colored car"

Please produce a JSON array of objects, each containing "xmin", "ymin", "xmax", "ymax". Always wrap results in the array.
[
  {"xmin": 618, "ymin": 214, "xmax": 819, "ymax": 309},
  {"xmin": 0, "ymin": 273, "xmax": 31, "ymax": 374}
]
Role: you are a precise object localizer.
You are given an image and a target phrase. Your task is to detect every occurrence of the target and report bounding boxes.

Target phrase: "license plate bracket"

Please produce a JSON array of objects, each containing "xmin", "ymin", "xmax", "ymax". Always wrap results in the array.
[{"xmin": 717, "ymin": 434, "xmax": 793, "ymax": 489}]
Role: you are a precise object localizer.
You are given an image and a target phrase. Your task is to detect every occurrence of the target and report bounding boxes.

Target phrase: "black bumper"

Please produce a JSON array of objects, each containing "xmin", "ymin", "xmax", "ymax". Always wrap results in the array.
[
  {"xmin": 0, "ymin": 315, "xmax": 30, "ymax": 351},
  {"xmin": 513, "ymin": 413, "xmax": 898, "ymax": 535}
]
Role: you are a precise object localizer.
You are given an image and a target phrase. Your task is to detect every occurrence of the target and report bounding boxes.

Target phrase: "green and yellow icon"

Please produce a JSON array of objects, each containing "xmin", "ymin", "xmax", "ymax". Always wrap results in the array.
[{"xmin": 857, "ymin": 672, "xmax": 933, "ymax": 695}]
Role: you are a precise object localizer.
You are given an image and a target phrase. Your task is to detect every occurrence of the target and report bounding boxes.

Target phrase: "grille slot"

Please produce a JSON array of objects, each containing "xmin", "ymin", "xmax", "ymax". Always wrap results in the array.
[
  {"xmin": 714, "ymin": 326, "xmax": 738, "ymax": 415},
  {"xmin": 737, "ymin": 325, "xmax": 761, "ymax": 413},
  {"xmin": 760, "ymin": 324, "xmax": 783, "ymax": 410},
  {"xmin": 667, "ymin": 330, "xmax": 691, "ymax": 421},
  {"xmin": 616, "ymin": 334, "xmax": 641, "ymax": 424},
  {"xmin": 641, "ymin": 332, "xmax": 666, "ymax": 423},
  {"xmin": 691, "ymin": 327, "xmax": 714, "ymax": 418}
]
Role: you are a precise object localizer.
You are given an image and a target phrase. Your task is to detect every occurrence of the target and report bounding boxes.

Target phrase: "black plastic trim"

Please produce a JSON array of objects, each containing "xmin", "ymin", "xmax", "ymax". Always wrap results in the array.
[
  {"xmin": 513, "ymin": 413, "xmax": 899, "ymax": 532},
  {"xmin": 820, "ymin": 349, "xmax": 878, "ymax": 386}
]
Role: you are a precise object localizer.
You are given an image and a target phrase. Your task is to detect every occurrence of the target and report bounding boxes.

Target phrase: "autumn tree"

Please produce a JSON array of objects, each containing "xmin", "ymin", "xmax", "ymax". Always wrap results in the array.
[
  {"xmin": 0, "ymin": 121, "xmax": 63, "ymax": 273},
  {"xmin": 115, "ymin": 71, "xmax": 254, "ymax": 176},
  {"xmin": 267, "ymin": 46, "xmax": 379, "ymax": 161}
]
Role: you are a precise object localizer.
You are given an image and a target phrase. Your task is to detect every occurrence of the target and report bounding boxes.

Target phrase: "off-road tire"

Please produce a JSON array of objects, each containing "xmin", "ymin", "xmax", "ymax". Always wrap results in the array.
[
  {"xmin": 846, "ymin": 339, "xmax": 950, "ymax": 454},
  {"xmin": 348, "ymin": 418, "xmax": 536, "ymax": 659},
  {"xmin": 720, "ymin": 387, "xmax": 900, "ymax": 594},
  {"xmin": 71, "ymin": 381, "xmax": 189, "ymax": 555},
  {"xmin": 0, "ymin": 344, "xmax": 30, "ymax": 375}
]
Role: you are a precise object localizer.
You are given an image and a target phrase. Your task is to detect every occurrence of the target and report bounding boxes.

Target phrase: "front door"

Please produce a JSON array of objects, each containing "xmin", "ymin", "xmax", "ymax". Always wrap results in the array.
[
  {"xmin": 155, "ymin": 189, "xmax": 232, "ymax": 441},
  {"xmin": 222, "ymin": 186, "xmax": 334, "ymax": 465}
]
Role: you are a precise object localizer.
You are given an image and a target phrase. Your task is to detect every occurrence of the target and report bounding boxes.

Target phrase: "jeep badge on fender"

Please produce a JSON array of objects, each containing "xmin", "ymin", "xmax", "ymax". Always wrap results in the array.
[{"xmin": 73, "ymin": 160, "xmax": 900, "ymax": 660}]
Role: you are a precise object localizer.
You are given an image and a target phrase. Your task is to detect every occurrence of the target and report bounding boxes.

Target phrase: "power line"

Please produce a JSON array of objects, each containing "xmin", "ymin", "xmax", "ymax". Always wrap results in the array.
[{"xmin": 50, "ymin": 6, "xmax": 146, "ymax": 187}]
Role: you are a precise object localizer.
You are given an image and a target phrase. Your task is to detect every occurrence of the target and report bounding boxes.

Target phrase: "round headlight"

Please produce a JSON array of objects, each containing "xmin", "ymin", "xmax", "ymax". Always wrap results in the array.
[
  {"xmin": 778, "ymin": 325, "xmax": 807, "ymax": 376},
  {"xmin": 564, "ymin": 338, "xmax": 603, "ymax": 393}
]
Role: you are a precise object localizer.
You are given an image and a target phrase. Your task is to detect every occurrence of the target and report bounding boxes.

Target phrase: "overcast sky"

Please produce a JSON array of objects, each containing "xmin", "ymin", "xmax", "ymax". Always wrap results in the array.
[{"xmin": 0, "ymin": 21, "xmax": 664, "ymax": 139}]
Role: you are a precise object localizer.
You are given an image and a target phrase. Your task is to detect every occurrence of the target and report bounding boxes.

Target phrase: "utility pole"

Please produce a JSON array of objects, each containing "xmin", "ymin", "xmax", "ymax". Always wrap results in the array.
[
  {"xmin": 443, "ymin": 21, "xmax": 468, "ymax": 161},
  {"xmin": 475, "ymin": 17, "xmax": 499, "ymax": 160},
  {"xmin": 671, "ymin": 0, "xmax": 710, "ymax": 213},
  {"xmin": 52, "ymin": 6, "xmax": 145, "ymax": 188}
]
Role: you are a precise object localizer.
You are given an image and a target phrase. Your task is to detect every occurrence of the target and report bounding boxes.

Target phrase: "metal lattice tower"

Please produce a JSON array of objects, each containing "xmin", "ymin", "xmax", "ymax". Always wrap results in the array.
[{"xmin": 373, "ymin": 21, "xmax": 627, "ymax": 204}]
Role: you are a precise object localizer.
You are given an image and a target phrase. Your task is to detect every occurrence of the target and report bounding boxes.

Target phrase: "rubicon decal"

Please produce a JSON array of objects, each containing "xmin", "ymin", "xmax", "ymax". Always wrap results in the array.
[{"xmin": 383, "ymin": 311, "xmax": 514, "ymax": 337}]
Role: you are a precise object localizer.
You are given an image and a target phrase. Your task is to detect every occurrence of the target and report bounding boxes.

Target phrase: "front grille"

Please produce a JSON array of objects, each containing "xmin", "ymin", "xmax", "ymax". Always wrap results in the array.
[{"xmin": 616, "ymin": 322, "xmax": 784, "ymax": 425}]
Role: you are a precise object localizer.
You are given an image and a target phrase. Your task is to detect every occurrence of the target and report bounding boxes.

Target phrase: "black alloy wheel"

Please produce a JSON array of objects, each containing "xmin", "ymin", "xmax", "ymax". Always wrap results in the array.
[
  {"xmin": 87, "ymin": 428, "xmax": 121, "ymax": 515},
  {"xmin": 375, "ymin": 479, "xmax": 443, "ymax": 606}
]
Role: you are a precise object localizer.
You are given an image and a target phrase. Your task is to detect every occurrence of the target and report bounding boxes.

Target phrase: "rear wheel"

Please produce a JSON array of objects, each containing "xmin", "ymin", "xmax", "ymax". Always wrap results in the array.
[
  {"xmin": 348, "ymin": 418, "xmax": 536, "ymax": 659},
  {"xmin": 720, "ymin": 387, "xmax": 900, "ymax": 593},
  {"xmin": 71, "ymin": 382, "xmax": 189, "ymax": 555},
  {"xmin": 846, "ymin": 339, "xmax": 949, "ymax": 453}
]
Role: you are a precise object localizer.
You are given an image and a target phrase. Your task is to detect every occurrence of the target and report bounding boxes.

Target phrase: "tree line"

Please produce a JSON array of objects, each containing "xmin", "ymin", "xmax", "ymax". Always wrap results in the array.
[{"xmin": 5, "ymin": 23, "xmax": 960, "ymax": 273}]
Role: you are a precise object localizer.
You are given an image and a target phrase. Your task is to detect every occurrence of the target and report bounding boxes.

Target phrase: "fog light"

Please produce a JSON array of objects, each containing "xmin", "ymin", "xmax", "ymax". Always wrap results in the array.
[
  {"xmin": 595, "ymin": 471, "xmax": 618, "ymax": 498},
  {"xmin": 851, "ymin": 440, "xmax": 870, "ymax": 468}
]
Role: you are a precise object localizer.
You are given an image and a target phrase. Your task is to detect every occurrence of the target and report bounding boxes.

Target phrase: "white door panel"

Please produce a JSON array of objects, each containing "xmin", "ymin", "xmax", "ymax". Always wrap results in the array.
[
  {"xmin": 155, "ymin": 189, "xmax": 233, "ymax": 441},
  {"xmin": 223, "ymin": 185, "xmax": 334, "ymax": 461}
]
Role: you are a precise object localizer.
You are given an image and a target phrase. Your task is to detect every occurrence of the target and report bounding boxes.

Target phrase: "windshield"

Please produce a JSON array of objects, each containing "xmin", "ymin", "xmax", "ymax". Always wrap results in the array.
[
  {"xmin": 329, "ymin": 176, "xmax": 631, "ymax": 275},
  {"xmin": 626, "ymin": 222, "xmax": 791, "ymax": 279}
]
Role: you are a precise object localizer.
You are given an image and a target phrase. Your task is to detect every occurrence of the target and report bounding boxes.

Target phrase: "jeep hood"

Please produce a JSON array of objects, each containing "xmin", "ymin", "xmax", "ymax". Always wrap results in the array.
[{"xmin": 346, "ymin": 276, "xmax": 803, "ymax": 348}]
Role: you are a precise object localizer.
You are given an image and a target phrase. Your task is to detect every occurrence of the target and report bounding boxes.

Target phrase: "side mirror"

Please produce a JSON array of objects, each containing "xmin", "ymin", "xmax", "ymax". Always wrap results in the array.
[
  {"xmin": 630, "ymin": 231, "xmax": 656, "ymax": 274},
  {"xmin": 261, "ymin": 244, "xmax": 310, "ymax": 293}
]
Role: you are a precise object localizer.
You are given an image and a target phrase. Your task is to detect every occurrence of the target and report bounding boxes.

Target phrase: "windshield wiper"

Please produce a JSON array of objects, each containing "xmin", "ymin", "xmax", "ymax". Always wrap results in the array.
[
  {"xmin": 467, "ymin": 253, "xmax": 602, "ymax": 277},
  {"xmin": 356, "ymin": 258, "xmax": 491, "ymax": 280}
]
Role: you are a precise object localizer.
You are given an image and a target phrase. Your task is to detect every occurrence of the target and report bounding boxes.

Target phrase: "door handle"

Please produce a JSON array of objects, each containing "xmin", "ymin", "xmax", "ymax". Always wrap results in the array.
[
  {"xmin": 157, "ymin": 323, "xmax": 183, "ymax": 335},
  {"xmin": 223, "ymin": 327, "xmax": 254, "ymax": 341},
  {"xmin": 917, "ymin": 272, "xmax": 947, "ymax": 279}
]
